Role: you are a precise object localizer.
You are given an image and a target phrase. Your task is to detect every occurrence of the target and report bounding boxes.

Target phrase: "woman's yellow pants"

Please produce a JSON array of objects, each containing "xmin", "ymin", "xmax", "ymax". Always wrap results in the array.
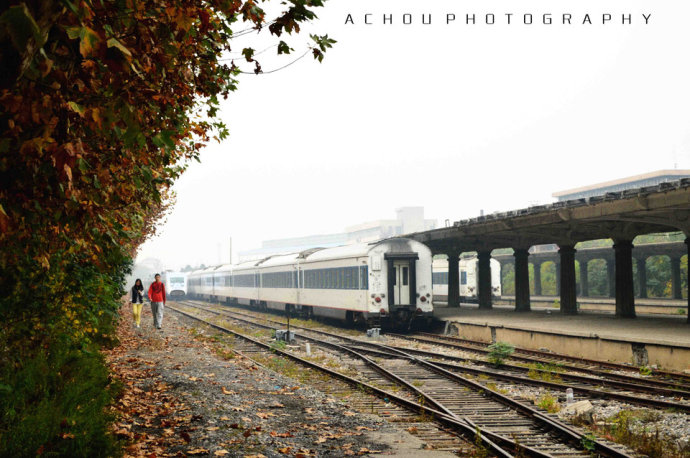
[{"xmin": 132, "ymin": 303, "xmax": 143, "ymax": 326}]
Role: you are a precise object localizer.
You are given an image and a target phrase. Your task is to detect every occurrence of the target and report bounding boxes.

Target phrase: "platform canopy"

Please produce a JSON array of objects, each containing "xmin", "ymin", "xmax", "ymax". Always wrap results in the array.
[{"xmin": 410, "ymin": 179, "xmax": 690, "ymax": 254}]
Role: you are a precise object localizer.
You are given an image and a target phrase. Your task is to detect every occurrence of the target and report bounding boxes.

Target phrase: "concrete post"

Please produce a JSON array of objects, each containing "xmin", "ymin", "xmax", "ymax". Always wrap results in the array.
[
  {"xmin": 514, "ymin": 249, "xmax": 530, "ymax": 312},
  {"xmin": 447, "ymin": 252, "xmax": 460, "ymax": 307},
  {"xmin": 607, "ymin": 258, "xmax": 615, "ymax": 298},
  {"xmin": 559, "ymin": 246, "xmax": 577, "ymax": 315},
  {"xmin": 614, "ymin": 240, "xmax": 635, "ymax": 318},
  {"xmin": 477, "ymin": 250, "xmax": 493, "ymax": 310},
  {"xmin": 533, "ymin": 261, "xmax": 542, "ymax": 296},
  {"xmin": 580, "ymin": 259, "xmax": 589, "ymax": 297},
  {"xmin": 636, "ymin": 257, "xmax": 647, "ymax": 299},
  {"xmin": 671, "ymin": 256, "xmax": 682, "ymax": 300}
]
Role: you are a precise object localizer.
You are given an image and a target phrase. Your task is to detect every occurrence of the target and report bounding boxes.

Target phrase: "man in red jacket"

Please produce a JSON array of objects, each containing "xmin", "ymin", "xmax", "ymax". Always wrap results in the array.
[{"xmin": 148, "ymin": 273, "xmax": 166, "ymax": 330}]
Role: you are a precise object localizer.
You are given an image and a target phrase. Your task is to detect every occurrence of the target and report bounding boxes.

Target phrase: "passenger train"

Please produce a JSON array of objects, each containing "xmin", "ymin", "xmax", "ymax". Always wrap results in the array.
[
  {"xmin": 187, "ymin": 238, "xmax": 434, "ymax": 328},
  {"xmin": 432, "ymin": 257, "xmax": 501, "ymax": 304},
  {"xmin": 161, "ymin": 271, "xmax": 188, "ymax": 298}
]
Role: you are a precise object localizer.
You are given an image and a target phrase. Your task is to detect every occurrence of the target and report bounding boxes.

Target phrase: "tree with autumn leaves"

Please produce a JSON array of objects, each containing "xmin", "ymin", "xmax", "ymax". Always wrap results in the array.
[{"xmin": 0, "ymin": 0, "xmax": 333, "ymax": 454}]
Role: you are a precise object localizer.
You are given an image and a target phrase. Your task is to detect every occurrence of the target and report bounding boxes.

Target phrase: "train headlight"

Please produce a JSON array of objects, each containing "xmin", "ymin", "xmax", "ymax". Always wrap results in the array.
[
  {"xmin": 420, "ymin": 296, "xmax": 427, "ymax": 302},
  {"xmin": 375, "ymin": 296, "xmax": 381, "ymax": 303}
]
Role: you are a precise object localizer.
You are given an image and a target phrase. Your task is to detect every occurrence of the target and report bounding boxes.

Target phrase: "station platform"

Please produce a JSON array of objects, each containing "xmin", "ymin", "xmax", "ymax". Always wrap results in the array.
[
  {"xmin": 433, "ymin": 305, "xmax": 690, "ymax": 372},
  {"xmin": 494, "ymin": 295, "xmax": 687, "ymax": 315}
]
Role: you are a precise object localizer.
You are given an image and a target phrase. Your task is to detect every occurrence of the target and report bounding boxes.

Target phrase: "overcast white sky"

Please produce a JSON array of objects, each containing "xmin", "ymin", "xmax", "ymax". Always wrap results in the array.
[{"xmin": 136, "ymin": 0, "xmax": 690, "ymax": 270}]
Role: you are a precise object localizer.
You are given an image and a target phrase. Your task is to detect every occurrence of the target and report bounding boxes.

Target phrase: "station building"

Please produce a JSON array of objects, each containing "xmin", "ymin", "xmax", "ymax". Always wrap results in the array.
[{"xmin": 238, "ymin": 207, "xmax": 436, "ymax": 262}]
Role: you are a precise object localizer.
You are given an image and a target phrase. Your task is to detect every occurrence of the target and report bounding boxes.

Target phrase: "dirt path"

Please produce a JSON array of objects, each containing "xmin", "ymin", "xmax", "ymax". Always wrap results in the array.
[{"xmin": 105, "ymin": 303, "xmax": 458, "ymax": 457}]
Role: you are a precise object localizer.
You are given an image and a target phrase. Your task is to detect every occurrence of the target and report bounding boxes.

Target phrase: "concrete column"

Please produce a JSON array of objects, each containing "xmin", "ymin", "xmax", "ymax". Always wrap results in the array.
[
  {"xmin": 671, "ymin": 256, "xmax": 682, "ymax": 300},
  {"xmin": 477, "ymin": 250, "xmax": 493, "ymax": 309},
  {"xmin": 614, "ymin": 240, "xmax": 635, "ymax": 318},
  {"xmin": 607, "ymin": 258, "xmax": 615, "ymax": 298},
  {"xmin": 447, "ymin": 252, "xmax": 460, "ymax": 307},
  {"xmin": 514, "ymin": 249, "xmax": 530, "ymax": 312},
  {"xmin": 533, "ymin": 261, "xmax": 542, "ymax": 296},
  {"xmin": 580, "ymin": 259, "xmax": 589, "ymax": 297},
  {"xmin": 559, "ymin": 246, "xmax": 577, "ymax": 315},
  {"xmin": 636, "ymin": 257, "xmax": 647, "ymax": 299}
]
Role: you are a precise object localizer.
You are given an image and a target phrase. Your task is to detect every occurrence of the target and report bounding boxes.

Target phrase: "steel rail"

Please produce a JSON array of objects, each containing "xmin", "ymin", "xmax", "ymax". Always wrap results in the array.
[
  {"xmin": 167, "ymin": 304, "xmax": 523, "ymax": 457},
  {"xmin": 375, "ymin": 344, "xmax": 632, "ymax": 458},
  {"xmin": 344, "ymin": 345, "xmax": 690, "ymax": 413},
  {"xmin": 173, "ymin": 302, "xmax": 632, "ymax": 457},
  {"xmin": 414, "ymin": 331, "xmax": 690, "ymax": 384},
  {"xmin": 184, "ymin": 301, "xmax": 690, "ymax": 412}
]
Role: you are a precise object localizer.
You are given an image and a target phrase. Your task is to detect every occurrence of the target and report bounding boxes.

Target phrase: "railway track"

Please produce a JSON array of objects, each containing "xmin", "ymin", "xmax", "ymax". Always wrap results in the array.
[
  {"xmin": 170, "ymin": 300, "xmax": 637, "ymax": 457},
  {"xmin": 409, "ymin": 332, "xmax": 690, "ymax": 385},
  {"xmin": 177, "ymin": 300, "xmax": 690, "ymax": 413}
]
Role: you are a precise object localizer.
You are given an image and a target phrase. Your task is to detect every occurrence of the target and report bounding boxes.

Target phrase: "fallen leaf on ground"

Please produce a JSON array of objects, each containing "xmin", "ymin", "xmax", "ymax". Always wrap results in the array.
[{"xmin": 188, "ymin": 448, "xmax": 209, "ymax": 455}]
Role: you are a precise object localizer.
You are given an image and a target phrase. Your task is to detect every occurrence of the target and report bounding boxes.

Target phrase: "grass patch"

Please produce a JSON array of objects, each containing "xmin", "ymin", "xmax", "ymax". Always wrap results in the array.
[
  {"xmin": 535, "ymin": 393, "xmax": 560, "ymax": 413},
  {"xmin": 527, "ymin": 363, "xmax": 563, "ymax": 382},
  {"xmin": 269, "ymin": 340, "xmax": 287, "ymax": 352},
  {"xmin": 487, "ymin": 341, "xmax": 515, "ymax": 367}
]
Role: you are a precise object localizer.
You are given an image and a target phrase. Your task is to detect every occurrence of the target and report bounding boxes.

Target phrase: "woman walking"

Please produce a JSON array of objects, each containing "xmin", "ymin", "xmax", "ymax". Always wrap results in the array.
[{"xmin": 131, "ymin": 278, "xmax": 145, "ymax": 328}]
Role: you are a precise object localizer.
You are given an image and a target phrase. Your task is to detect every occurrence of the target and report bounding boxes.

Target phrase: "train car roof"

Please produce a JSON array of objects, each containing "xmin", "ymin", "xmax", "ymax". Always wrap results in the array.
[
  {"xmin": 302, "ymin": 242, "xmax": 371, "ymax": 262},
  {"xmin": 258, "ymin": 253, "xmax": 300, "ymax": 267},
  {"xmin": 231, "ymin": 259, "xmax": 263, "ymax": 271},
  {"xmin": 210, "ymin": 264, "xmax": 232, "ymax": 274}
]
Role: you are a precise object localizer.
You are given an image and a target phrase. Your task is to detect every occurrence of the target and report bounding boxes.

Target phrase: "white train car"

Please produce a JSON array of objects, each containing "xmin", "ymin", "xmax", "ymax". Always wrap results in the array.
[
  {"xmin": 432, "ymin": 257, "xmax": 501, "ymax": 304},
  {"xmin": 161, "ymin": 271, "xmax": 188, "ymax": 298},
  {"xmin": 258, "ymin": 253, "xmax": 300, "ymax": 312},
  {"xmin": 189, "ymin": 266, "xmax": 218, "ymax": 300},
  {"xmin": 187, "ymin": 237, "xmax": 434, "ymax": 328},
  {"xmin": 230, "ymin": 260, "xmax": 262, "ymax": 306}
]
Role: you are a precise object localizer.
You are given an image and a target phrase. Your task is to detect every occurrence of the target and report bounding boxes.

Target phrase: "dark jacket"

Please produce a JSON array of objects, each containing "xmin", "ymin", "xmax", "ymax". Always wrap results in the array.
[{"xmin": 131, "ymin": 284, "xmax": 144, "ymax": 303}]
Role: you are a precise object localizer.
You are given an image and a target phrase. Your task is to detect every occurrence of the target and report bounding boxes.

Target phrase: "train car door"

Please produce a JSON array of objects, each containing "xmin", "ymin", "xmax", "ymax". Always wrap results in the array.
[
  {"xmin": 393, "ymin": 261, "xmax": 410, "ymax": 305},
  {"xmin": 385, "ymin": 252, "xmax": 418, "ymax": 307}
]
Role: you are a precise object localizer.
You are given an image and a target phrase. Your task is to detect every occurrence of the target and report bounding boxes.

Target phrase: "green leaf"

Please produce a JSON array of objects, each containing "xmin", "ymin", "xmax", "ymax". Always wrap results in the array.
[
  {"xmin": 77, "ymin": 157, "xmax": 88, "ymax": 172},
  {"xmin": 241, "ymin": 47, "xmax": 254, "ymax": 62},
  {"xmin": 65, "ymin": 26, "xmax": 81, "ymax": 40},
  {"xmin": 277, "ymin": 41, "xmax": 292, "ymax": 55},
  {"xmin": 67, "ymin": 102, "xmax": 86, "ymax": 117},
  {"xmin": 0, "ymin": 4, "xmax": 44, "ymax": 52},
  {"xmin": 107, "ymin": 37, "xmax": 131, "ymax": 57}
]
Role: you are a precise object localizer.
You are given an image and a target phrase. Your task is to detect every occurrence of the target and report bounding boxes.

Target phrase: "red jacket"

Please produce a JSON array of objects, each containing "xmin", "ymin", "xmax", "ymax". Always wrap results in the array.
[{"xmin": 148, "ymin": 281, "xmax": 166, "ymax": 303}]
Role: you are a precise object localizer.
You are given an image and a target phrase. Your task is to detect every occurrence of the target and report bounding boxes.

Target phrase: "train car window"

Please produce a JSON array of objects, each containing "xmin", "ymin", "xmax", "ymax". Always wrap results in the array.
[
  {"xmin": 460, "ymin": 271, "xmax": 467, "ymax": 285},
  {"xmin": 360, "ymin": 266, "xmax": 368, "ymax": 290},
  {"xmin": 402, "ymin": 267, "xmax": 409, "ymax": 286}
]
